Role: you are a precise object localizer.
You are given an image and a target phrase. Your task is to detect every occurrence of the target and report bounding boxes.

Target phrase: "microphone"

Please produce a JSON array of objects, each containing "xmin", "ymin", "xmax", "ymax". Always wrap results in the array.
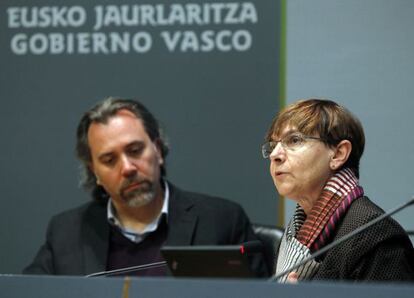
[
  {"xmin": 270, "ymin": 197, "xmax": 414, "ymax": 282},
  {"xmin": 85, "ymin": 261, "xmax": 167, "ymax": 277},
  {"xmin": 240, "ymin": 240, "xmax": 263, "ymax": 254}
]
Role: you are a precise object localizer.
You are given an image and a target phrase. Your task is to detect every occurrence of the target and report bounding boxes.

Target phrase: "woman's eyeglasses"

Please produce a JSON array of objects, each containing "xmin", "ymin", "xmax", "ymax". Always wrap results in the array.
[{"xmin": 261, "ymin": 133, "xmax": 324, "ymax": 159}]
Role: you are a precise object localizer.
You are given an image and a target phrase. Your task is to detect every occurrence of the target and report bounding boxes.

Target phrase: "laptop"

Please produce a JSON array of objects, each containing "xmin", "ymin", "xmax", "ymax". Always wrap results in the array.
[{"xmin": 161, "ymin": 241, "xmax": 262, "ymax": 278}]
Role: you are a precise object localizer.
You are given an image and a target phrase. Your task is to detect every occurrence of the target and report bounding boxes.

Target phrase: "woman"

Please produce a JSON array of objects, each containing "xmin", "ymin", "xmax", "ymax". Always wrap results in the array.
[{"xmin": 262, "ymin": 99, "xmax": 414, "ymax": 282}]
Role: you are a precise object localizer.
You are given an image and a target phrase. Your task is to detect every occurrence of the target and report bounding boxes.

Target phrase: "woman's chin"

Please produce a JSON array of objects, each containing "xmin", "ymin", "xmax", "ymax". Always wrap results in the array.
[{"xmin": 275, "ymin": 182, "xmax": 292, "ymax": 197}]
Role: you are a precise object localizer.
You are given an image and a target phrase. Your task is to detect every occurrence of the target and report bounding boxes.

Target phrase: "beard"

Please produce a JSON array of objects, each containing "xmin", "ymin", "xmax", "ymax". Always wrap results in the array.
[{"xmin": 120, "ymin": 179, "xmax": 156, "ymax": 208}]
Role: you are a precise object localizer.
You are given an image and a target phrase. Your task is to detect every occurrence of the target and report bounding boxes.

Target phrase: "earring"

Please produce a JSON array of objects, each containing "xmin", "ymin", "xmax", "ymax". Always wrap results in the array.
[{"xmin": 96, "ymin": 175, "xmax": 101, "ymax": 184}]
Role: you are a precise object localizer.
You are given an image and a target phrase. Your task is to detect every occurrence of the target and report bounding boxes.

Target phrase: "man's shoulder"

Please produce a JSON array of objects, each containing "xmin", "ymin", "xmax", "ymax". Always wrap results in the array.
[
  {"xmin": 49, "ymin": 200, "xmax": 106, "ymax": 225},
  {"xmin": 170, "ymin": 183, "xmax": 243, "ymax": 210}
]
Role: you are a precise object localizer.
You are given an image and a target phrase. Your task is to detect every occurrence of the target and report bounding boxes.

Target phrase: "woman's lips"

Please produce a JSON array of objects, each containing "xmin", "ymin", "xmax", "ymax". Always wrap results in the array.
[{"xmin": 275, "ymin": 171, "xmax": 288, "ymax": 177}]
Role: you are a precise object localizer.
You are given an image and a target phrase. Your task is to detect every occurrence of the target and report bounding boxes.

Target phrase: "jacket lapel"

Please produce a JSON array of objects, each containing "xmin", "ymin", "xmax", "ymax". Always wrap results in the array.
[
  {"xmin": 82, "ymin": 201, "xmax": 109, "ymax": 275},
  {"xmin": 165, "ymin": 183, "xmax": 197, "ymax": 246}
]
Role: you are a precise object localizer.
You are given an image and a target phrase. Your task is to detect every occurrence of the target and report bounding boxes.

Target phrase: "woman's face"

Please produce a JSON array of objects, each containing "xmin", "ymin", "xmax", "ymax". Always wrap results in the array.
[{"xmin": 269, "ymin": 127, "xmax": 335, "ymax": 211}]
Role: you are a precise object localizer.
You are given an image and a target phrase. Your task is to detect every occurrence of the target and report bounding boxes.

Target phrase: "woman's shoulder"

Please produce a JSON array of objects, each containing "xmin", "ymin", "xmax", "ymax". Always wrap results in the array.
[
  {"xmin": 338, "ymin": 196, "xmax": 409, "ymax": 243},
  {"xmin": 316, "ymin": 196, "xmax": 414, "ymax": 281}
]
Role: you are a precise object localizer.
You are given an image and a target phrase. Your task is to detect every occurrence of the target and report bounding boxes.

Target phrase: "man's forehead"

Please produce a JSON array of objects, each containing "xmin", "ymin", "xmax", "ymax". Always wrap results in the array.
[
  {"xmin": 115, "ymin": 109, "xmax": 138, "ymax": 119},
  {"xmin": 90, "ymin": 109, "xmax": 142, "ymax": 130},
  {"xmin": 87, "ymin": 110, "xmax": 147, "ymax": 148}
]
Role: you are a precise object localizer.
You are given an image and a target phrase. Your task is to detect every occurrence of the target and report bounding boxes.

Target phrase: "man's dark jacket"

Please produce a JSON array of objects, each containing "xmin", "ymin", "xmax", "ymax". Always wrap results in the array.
[{"xmin": 23, "ymin": 184, "xmax": 268, "ymax": 277}]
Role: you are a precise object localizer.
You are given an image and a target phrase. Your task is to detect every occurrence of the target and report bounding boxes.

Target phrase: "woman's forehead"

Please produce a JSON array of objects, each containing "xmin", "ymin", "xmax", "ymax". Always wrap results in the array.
[
  {"xmin": 271, "ymin": 125, "xmax": 297, "ymax": 139},
  {"xmin": 271, "ymin": 124, "xmax": 321, "ymax": 140}
]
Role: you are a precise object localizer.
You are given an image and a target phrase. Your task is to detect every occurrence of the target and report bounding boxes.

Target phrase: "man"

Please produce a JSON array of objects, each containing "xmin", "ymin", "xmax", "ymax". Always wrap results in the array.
[{"xmin": 24, "ymin": 97, "xmax": 267, "ymax": 277}]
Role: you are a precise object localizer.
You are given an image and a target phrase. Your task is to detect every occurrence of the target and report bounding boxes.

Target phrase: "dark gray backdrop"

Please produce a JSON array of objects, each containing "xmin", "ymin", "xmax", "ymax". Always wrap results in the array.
[{"xmin": 0, "ymin": 0, "xmax": 283, "ymax": 273}]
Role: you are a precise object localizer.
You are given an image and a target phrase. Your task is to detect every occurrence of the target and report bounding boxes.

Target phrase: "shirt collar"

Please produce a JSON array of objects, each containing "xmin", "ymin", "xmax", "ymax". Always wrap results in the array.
[{"xmin": 107, "ymin": 181, "xmax": 170, "ymax": 243}]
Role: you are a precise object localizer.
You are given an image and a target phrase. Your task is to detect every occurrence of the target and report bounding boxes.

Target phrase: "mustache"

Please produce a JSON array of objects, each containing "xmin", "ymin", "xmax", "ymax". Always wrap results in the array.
[{"xmin": 120, "ymin": 177, "xmax": 151, "ymax": 192}]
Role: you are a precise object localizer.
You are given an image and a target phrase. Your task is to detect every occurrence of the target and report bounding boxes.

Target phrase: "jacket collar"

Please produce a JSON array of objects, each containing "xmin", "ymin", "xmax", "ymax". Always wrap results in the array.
[
  {"xmin": 164, "ymin": 182, "xmax": 197, "ymax": 246},
  {"xmin": 82, "ymin": 200, "xmax": 109, "ymax": 275},
  {"xmin": 81, "ymin": 181, "xmax": 198, "ymax": 274}
]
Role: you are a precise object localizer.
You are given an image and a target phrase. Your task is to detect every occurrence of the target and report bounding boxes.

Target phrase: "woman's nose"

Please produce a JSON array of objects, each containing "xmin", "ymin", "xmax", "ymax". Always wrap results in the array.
[{"xmin": 269, "ymin": 142, "xmax": 286, "ymax": 162}]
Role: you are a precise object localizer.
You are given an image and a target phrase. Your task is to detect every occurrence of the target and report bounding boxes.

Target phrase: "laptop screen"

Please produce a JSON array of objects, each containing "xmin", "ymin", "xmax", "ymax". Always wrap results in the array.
[{"xmin": 161, "ymin": 242, "xmax": 262, "ymax": 278}]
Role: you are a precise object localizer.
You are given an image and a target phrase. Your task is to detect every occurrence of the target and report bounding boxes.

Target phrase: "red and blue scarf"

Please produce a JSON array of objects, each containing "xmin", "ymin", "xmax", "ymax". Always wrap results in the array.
[{"xmin": 296, "ymin": 168, "xmax": 364, "ymax": 252}]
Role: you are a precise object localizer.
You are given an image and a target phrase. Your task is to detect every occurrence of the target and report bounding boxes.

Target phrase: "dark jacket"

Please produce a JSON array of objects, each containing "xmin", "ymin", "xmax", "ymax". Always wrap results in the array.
[
  {"xmin": 313, "ymin": 197, "xmax": 414, "ymax": 282},
  {"xmin": 23, "ymin": 183, "xmax": 268, "ymax": 277}
]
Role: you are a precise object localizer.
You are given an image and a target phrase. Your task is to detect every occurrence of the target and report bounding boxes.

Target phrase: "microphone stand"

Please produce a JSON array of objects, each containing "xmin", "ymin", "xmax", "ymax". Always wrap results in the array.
[
  {"xmin": 269, "ymin": 197, "xmax": 414, "ymax": 282},
  {"xmin": 86, "ymin": 261, "xmax": 167, "ymax": 277}
]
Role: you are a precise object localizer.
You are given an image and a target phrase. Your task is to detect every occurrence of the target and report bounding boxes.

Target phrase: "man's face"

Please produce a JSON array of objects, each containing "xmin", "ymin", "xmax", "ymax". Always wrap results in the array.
[{"xmin": 88, "ymin": 109, "xmax": 164, "ymax": 208}]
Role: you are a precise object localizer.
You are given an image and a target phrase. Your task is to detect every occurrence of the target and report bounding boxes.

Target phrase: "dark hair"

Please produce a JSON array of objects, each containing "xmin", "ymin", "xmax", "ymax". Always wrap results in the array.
[
  {"xmin": 76, "ymin": 97, "xmax": 169, "ymax": 201},
  {"xmin": 265, "ymin": 99, "xmax": 365, "ymax": 178}
]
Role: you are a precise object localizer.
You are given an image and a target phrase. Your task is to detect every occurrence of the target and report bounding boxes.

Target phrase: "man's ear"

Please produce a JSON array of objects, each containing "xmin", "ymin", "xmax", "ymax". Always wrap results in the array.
[
  {"xmin": 153, "ymin": 140, "xmax": 164, "ymax": 165},
  {"xmin": 88, "ymin": 162, "xmax": 100, "ymax": 185},
  {"xmin": 330, "ymin": 140, "xmax": 352, "ymax": 170}
]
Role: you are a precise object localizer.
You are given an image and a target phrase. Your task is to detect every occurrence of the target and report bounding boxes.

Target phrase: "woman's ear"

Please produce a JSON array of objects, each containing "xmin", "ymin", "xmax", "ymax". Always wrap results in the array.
[{"xmin": 330, "ymin": 140, "xmax": 352, "ymax": 170}]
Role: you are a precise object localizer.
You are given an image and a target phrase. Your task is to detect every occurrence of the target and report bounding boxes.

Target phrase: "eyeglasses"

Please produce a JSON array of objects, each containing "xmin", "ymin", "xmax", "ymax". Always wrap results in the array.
[{"xmin": 261, "ymin": 133, "xmax": 324, "ymax": 159}]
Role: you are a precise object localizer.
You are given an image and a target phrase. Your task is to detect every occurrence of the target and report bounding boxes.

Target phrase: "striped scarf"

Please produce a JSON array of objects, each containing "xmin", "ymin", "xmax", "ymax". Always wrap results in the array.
[
  {"xmin": 296, "ymin": 167, "xmax": 364, "ymax": 252},
  {"xmin": 274, "ymin": 168, "xmax": 364, "ymax": 282}
]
